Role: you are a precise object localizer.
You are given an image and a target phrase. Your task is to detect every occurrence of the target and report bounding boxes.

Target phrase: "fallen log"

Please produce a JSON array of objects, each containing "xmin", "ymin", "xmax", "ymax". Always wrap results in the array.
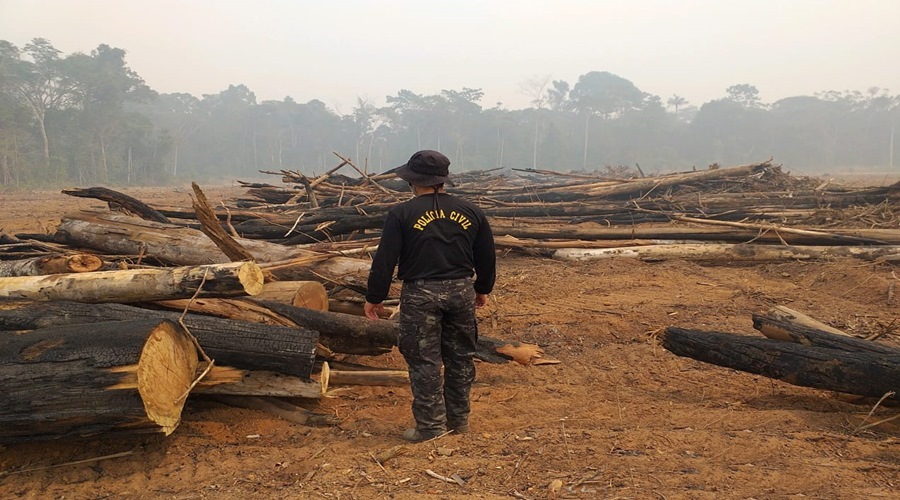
[
  {"xmin": 207, "ymin": 395, "xmax": 339, "ymax": 425},
  {"xmin": 491, "ymin": 225, "xmax": 900, "ymax": 246},
  {"xmin": 194, "ymin": 365, "xmax": 326, "ymax": 398},
  {"xmin": 246, "ymin": 299, "xmax": 549, "ymax": 363},
  {"xmin": 553, "ymin": 244, "xmax": 900, "ymax": 262},
  {"xmin": 0, "ymin": 253, "xmax": 103, "ymax": 277},
  {"xmin": 585, "ymin": 161, "xmax": 773, "ymax": 198},
  {"xmin": 0, "ymin": 301, "xmax": 318, "ymax": 378},
  {"xmin": 55, "ymin": 211, "xmax": 294, "ymax": 264},
  {"xmin": 0, "ymin": 261, "xmax": 264, "ymax": 303},
  {"xmin": 191, "ymin": 182, "xmax": 257, "ymax": 262},
  {"xmin": 757, "ymin": 305, "xmax": 852, "ymax": 338},
  {"xmin": 253, "ymin": 299, "xmax": 397, "ymax": 355},
  {"xmin": 751, "ymin": 313, "xmax": 900, "ymax": 355},
  {"xmin": 661, "ymin": 327, "xmax": 900, "ymax": 398},
  {"xmin": 0, "ymin": 319, "xmax": 197, "ymax": 443},
  {"xmin": 326, "ymin": 368, "xmax": 409, "ymax": 387},
  {"xmin": 669, "ymin": 216, "xmax": 890, "ymax": 245},
  {"xmin": 254, "ymin": 281, "xmax": 329, "ymax": 310},
  {"xmin": 154, "ymin": 297, "xmax": 299, "ymax": 327},
  {"xmin": 54, "ymin": 212, "xmax": 371, "ymax": 284},
  {"xmin": 61, "ymin": 186, "xmax": 171, "ymax": 223},
  {"xmin": 231, "ymin": 214, "xmax": 385, "ymax": 242},
  {"xmin": 328, "ymin": 299, "xmax": 394, "ymax": 318}
]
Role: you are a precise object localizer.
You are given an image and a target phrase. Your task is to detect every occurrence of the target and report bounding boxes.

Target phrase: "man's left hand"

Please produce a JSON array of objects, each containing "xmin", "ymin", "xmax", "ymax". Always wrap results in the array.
[{"xmin": 475, "ymin": 293, "xmax": 488, "ymax": 309}]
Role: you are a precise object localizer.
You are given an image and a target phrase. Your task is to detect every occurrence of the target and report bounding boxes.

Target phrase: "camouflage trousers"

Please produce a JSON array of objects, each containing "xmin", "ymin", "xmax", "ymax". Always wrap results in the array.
[{"xmin": 398, "ymin": 277, "xmax": 478, "ymax": 434}]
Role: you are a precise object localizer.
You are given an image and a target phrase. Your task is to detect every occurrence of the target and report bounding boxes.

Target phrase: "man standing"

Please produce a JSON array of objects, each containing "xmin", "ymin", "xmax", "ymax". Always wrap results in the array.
[{"xmin": 365, "ymin": 150, "xmax": 496, "ymax": 443}]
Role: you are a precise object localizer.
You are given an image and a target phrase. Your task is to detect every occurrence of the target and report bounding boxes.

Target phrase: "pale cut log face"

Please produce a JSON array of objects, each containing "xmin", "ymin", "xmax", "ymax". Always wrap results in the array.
[
  {"xmin": 237, "ymin": 262, "xmax": 265, "ymax": 296},
  {"xmin": 137, "ymin": 321, "xmax": 199, "ymax": 435}
]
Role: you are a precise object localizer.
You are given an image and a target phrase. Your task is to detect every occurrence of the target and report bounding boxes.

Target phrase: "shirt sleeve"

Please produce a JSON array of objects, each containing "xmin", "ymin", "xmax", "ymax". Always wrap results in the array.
[
  {"xmin": 365, "ymin": 212, "xmax": 403, "ymax": 304},
  {"xmin": 472, "ymin": 214, "xmax": 496, "ymax": 295}
]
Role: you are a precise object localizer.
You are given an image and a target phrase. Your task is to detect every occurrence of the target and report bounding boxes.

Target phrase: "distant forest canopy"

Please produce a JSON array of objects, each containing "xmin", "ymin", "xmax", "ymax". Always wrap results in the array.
[{"xmin": 0, "ymin": 38, "xmax": 898, "ymax": 187}]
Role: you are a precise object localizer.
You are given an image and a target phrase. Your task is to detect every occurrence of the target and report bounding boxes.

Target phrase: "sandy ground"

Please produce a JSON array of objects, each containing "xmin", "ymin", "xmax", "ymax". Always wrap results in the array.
[{"xmin": 0, "ymin": 185, "xmax": 898, "ymax": 499}]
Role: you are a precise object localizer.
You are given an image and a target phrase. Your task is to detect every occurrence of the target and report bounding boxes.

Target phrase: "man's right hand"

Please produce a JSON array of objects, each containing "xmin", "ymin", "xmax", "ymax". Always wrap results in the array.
[
  {"xmin": 475, "ymin": 293, "xmax": 488, "ymax": 309},
  {"xmin": 364, "ymin": 301, "xmax": 384, "ymax": 320}
]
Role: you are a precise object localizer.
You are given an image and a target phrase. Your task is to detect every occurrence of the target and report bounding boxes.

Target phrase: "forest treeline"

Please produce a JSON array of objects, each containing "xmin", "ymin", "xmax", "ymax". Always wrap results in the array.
[{"xmin": 1, "ymin": 38, "xmax": 898, "ymax": 187}]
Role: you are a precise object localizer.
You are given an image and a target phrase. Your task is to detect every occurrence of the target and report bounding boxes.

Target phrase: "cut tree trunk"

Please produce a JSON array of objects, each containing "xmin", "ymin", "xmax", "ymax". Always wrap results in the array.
[
  {"xmin": 491, "ymin": 225, "xmax": 900, "ymax": 246},
  {"xmin": 553, "ymin": 244, "xmax": 900, "ymax": 262},
  {"xmin": 326, "ymin": 368, "xmax": 409, "ymax": 387},
  {"xmin": 190, "ymin": 182, "xmax": 256, "ymax": 263},
  {"xmin": 0, "ymin": 253, "xmax": 103, "ymax": 277},
  {"xmin": 0, "ymin": 261, "xmax": 263, "ymax": 303},
  {"xmin": 193, "ymin": 365, "xmax": 326, "ymax": 398},
  {"xmin": 61, "ymin": 186, "xmax": 171, "ymax": 223},
  {"xmin": 757, "ymin": 306, "xmax": 852, "ymax": 338},
  {"xmin": 255, "ymin": 281, "xmax": 328, "ymax": 310},
  {"xmin": 54, "ymin": 212, "xmax": 371, "ymax": 284},
  {"xmin": 661, "ymin": 327, "xmax": 900, "ymax": 398},
  {"xmin": 751, "ymin": 313, "xmax": 900, "ymax": 355},
  {"xmin": 254, "ymin": 299, "xmax": 397, "ymax": 355},
  {"xmin": 54, "ymin": 211, "xmax": 296, "ymax": 264},
  {"xmin": 228, "ymin": 298, "xmax": 548, "ymax": 363},
  {"xmin": 153, "ymin": 297, "xmax": 299, "ymax": 328},
  {"xmin": 206, "ymin": 395, "xmax": 339, "ymax": 425},
  {"xmin": 584, "ymin": 161, "xmax": 772, "ymax": 199},
  {"xmin": 0, "ymin": 319, "xmax": 197, "ymax": 443},
  {"xmin": 0, "ymin": 301, "xmax": 318, "ymax": 378}
]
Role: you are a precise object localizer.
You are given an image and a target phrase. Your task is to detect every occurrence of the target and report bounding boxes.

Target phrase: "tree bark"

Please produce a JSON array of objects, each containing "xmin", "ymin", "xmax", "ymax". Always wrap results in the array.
[
  {"xmin": 552, "ymin": 243, "xmax": 900, "ymax": 262},
  {"xmin": 0, "ymin": 261, "xmax": 264, "ymax": 303},
  {"xmin": 491, "ymin": 225, "xmax": 900, "ymax": 246},
  {"xmin": 191, "ymin": 182, "xmax": 256, "ymax": 262},
  {"xmin": 0, "ymin": 319, "xmax": 198, "ymax": 443},
  {"xmin": 661, "ymin": 327, "xmax": 900, "ymax": 398},
  {"xmin": 0, "ymin": 253, "xmax": 103, "ymax": 277},
  {"xmin": 61, "ymin": 187, "xmax": 171, "ymax": 223},
  {"xmin": 326, "ymin": 369, "xmax": 409, "ymax": 387},
  {"xmin": 254, "ymin": 281, "xmax": 329, "ymax": 310},
  {"xmin": 751, "ymin": 313, "xmax": 900, "ymax": 355},
  {"xmin": 253, "ymin": 299, "xmax": 397, "ymax": 355},
  {"xmin": 756, "ymin": 305, "xmax": 852, "ymax": 338},
  {"xmin": 206, "ymin": 395, "xmax": 339, "ymax": 425},
  {"xmin": 584, "ymin": 161, "xmax": 772, "ymax": 198},
  {"xmin": 255, "ymin": 299, "xmax": 550, "ymax": 363},
  {"xmin": 54, "ymin": 211, "xmax": 371, "ymax": 283},
  {"xmin": 0, "ymin": 301, "xmax": 318, "ymax": 378},
  {"xmin": 193, "ymin": 365, "xmax": 326, "ymax": 398}
]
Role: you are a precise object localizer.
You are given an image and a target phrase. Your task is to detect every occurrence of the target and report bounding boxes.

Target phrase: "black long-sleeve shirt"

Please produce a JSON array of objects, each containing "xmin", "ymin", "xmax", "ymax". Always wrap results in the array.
[{"xmin": 366, "ymin": 193, "xmax": 496, "ymax": 304}]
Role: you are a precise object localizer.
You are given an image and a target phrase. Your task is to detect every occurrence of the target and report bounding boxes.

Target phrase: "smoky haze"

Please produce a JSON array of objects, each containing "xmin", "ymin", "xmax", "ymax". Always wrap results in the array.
[{"xmin": 0, "ymin": 0, "xmax": 898, "ymax": 187}]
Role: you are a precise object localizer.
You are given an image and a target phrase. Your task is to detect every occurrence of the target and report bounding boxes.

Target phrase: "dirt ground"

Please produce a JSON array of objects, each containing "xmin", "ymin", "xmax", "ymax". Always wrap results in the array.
[{"xmin": 0, "ymin": 185, "xmax": 898, "ymax": 499}]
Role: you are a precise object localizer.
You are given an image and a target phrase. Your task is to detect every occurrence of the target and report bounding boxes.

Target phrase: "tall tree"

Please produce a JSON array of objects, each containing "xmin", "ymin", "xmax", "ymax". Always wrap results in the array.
[
  {"xmin": 570, "ymin": 71, "xmax": 645, "ymax": 168},
  {"xmin": 726, "ymin": 84, "xmax": 762, "ymax": 108},
  {"xmin": 520, "ymin": 75, "xmax": 551, "ymax": 169},
  {"xmin": 1, "ymin": 38, "xmax": 80, "ymax": 169},
  {"xmin": 667, "ymin": 94, "xmax": 687, "ymax": 116},
  {"xmin": 547, "ymin": 80, "xmax": 570, "ymax": 112},
  {"xmin": 67, "ymin": 44, "xmax": 155, "ymax": 182},
  {"xmin": 439, "ymin": 87, "xmax": 483, "ymax": 167}
]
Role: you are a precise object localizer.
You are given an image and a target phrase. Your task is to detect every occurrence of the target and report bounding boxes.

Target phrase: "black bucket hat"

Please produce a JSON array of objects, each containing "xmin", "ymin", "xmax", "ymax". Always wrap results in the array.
[{"xmin": 392, "ymin": 150, "xmax": 453, "ymax": 187}]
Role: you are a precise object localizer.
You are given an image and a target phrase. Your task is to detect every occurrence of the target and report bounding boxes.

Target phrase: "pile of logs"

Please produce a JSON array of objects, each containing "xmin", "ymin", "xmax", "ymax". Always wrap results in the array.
[
  {"xmin": 151, "ymin": 155, "xmax": 900, "ymax": 264},
  {"xmin": 0, "ymin": 181, "xmax": 551, "ymax": 444},
  {"xmin": 3, "ymin": 155, "xmax": 899, "ymax": 441}
]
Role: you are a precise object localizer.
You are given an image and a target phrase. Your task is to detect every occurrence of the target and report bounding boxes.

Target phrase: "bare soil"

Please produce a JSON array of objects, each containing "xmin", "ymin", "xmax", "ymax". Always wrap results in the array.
[{"xmin": 0, "ymin": 186, "xmax": 898, "ymax": 499}]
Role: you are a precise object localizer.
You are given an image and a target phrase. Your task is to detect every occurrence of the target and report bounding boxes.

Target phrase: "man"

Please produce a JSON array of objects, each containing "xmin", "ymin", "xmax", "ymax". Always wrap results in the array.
[{"xmin": 364, "ymin": 150, "xmax": 496, "ymax": 443}]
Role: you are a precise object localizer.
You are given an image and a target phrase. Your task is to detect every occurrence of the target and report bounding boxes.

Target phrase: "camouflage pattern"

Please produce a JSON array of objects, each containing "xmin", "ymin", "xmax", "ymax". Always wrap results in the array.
[{"xmin": 398, "ymin": 277, "xmax": 478, "ymax": 435}]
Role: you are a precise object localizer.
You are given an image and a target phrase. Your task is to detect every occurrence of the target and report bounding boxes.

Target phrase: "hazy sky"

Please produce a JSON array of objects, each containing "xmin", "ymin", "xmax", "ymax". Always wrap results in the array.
[{"xmin": 1, "ymin": 0, "xmax": 897, "ymax": 112}]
